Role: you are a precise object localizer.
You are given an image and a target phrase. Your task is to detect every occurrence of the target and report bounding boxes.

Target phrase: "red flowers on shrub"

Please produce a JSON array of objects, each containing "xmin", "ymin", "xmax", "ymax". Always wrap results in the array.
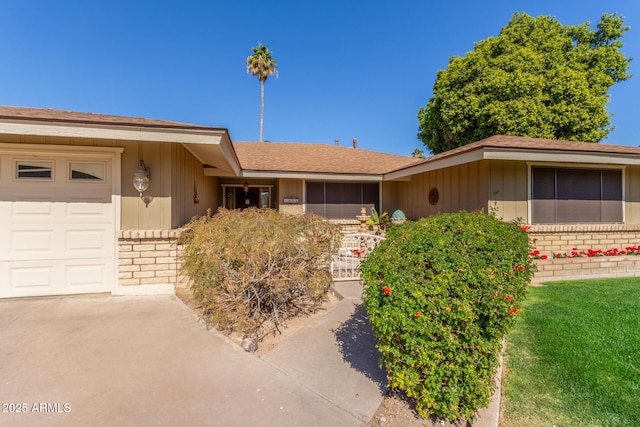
[
  {"xmin": 505, "ymin": 295, "xmax": 514, "ymax": 302},
  {"xmin": 382, "ymin": 286, "xmax": 392, "ymax": 295},
  {"xmin": 519, "ymin": 225, "xmax": 531, "ymax": 232},
  {"xmin": 509, "ymin": 308, "xmax": 522, "ymax": 316},
  {"xmin": 513, "ymin": 264, "xmax": 525, "ymax": 272}
]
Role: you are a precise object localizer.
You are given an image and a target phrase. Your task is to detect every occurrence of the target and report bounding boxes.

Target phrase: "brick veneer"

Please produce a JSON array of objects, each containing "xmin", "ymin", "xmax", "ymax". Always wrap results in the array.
[
  {"xmin": 534, "ymin": 256, "xmax": 640, "ymax": 282},
  {"xmin": 117, "ymin": 230, "xmax": 183, "ymax": 286},
  {"xmin": 529, "ymin": 224, "xmax": 640, "ymax": 282}
]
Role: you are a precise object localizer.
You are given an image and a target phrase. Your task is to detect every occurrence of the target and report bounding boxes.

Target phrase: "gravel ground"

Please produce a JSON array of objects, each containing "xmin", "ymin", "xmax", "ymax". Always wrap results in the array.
[{"xmin": 365, "ymin": 390, "xmax": 469, "ymax": 427}]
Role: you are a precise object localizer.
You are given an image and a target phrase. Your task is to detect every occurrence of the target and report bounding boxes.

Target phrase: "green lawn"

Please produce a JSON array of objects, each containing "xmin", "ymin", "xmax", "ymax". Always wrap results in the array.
[{"xmin": 502, "ymin": 278, "xmax": 640, "ymax": 427}]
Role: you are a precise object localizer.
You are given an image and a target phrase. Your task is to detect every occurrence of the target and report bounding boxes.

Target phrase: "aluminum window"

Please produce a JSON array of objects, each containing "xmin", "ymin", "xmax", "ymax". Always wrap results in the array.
[
  {"xmin": 531, "ymin": 167, "xmax": 622, "ymax": 224},
  {"xmin": 16, "ymin": 160, "xmax": 53, "ymax": 179},
  {"xmin": 306, "ymin": 182, "xmax": 379, "ymax": 219}
]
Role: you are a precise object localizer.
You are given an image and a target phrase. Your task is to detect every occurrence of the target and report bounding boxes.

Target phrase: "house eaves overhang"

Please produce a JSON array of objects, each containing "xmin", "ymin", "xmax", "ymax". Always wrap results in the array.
[
  {"xmin": 384, "ymin": 146, "xmax": 640, "ymax": 180},
  {"xmin": 0, "ymin": 118, "xmax": 242, "ymax": 176},
  {"xmin": 241, "ymin": 170, "xmax": 383, "ymax": 182}
]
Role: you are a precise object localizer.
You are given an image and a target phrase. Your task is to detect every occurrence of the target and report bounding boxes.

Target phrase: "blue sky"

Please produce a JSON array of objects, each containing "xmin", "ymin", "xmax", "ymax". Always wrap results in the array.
[{"xmin": 1, "ymin": 1, "xmax": 637, "ymax": 156}]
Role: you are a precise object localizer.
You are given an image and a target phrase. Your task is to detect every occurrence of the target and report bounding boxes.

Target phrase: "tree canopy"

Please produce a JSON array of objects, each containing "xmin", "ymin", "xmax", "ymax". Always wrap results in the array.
[{"xmin": 417, "ymin": 13, "xmax": 632, "ymax": 154}]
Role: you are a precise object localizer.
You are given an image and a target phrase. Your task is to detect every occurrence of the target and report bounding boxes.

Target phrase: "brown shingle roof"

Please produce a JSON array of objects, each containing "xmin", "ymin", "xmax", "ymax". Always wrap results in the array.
[
  {"xmin": 233, "ymin": 141, "xmax": 421, "ymax": 175},
  {"xmin": 465, "ymin": 135, "xmax": 640, "ymax": 155},
  {"xmin": 0, "ymin": 105, "xmax": 226, "ymax": 132},
  {"xmin": 391, "ymin": 135, "xmax": 640, "ymax": 174}
]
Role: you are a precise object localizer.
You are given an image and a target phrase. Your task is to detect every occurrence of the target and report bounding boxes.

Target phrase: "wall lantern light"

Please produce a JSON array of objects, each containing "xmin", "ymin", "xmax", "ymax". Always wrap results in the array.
[
  {"xmin": 243, "ymin": 181, "xmax": 249, "ymax": 193},
  {"xmin": 133, "ymin": 160, "xmax": 150, "ymax": 198}
]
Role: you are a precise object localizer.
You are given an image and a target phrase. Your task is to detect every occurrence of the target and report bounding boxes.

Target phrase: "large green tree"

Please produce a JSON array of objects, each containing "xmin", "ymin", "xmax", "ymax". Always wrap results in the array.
[
  {"xmin": 418, "ymin": 13, "xmax": 632, "ymax": 154},
  {"xmin": 246, "ymin": 43, "xmax": 278, "ymax": 142}
]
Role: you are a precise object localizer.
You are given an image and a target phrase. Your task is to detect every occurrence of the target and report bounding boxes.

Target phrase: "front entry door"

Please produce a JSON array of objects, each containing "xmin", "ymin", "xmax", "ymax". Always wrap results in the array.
[{"xmin": 235, "ymin": 187, "xmax": 260, "ymax": 210}]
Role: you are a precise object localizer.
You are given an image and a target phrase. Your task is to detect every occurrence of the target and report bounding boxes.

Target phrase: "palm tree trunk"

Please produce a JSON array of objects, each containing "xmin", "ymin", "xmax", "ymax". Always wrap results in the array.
[{"xmin": 259, "ymin": 80, "xmax": 265, "ymax": 142}]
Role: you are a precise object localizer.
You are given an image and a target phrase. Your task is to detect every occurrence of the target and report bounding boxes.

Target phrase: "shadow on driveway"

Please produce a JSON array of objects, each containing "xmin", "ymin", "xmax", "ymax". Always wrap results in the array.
[{"xmin": 333, "ymin": 304, "xmax": 387, "ymax": 393}]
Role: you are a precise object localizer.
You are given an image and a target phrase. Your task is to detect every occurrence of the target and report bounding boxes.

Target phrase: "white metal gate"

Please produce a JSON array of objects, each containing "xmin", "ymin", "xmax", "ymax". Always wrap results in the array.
[{"xmin": 331, "ymin": 233, "xmax": 385, "ymax": 281}]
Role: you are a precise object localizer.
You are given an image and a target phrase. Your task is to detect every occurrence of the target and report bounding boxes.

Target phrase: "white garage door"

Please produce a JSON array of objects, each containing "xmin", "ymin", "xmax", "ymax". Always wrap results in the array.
[{"xmin": 0, "ymin": 147, "xmax": 117, "ymax": 298}]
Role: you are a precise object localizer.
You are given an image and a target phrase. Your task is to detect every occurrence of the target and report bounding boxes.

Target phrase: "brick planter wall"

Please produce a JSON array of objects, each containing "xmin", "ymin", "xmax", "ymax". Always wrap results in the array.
[
  {"xmin": 529, "ymin": 224, "xmax": 640, "ymax": 255},
  {"xmin": 117, "ymin": 230, "xmax": 182, "ymax": 286},
  {"xmin": 529, "ymin": 224, "xmax": 640, "ymax": 282},
  {"xmin": 534, "ymin": 255, "xmax": 640, "ymax": 282}
]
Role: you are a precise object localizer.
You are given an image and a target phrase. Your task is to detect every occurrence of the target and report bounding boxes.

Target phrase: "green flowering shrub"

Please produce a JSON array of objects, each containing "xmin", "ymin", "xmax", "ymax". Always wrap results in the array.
[
  {"xmin": 180, "ymin": 208, "xmax": 341, "ymax": 338},
  {"xmin": 361, "ymin": 211, "xmax": 533, "ymax": 422}
]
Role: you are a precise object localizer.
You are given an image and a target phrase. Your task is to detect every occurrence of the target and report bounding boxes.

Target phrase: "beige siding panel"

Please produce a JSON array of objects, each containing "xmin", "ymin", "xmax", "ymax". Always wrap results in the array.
[
  {"xmin": 278, "ymin": 178, "xmax": 303, "ymax": 215},
  {"xmin": 488, "ymin": 159, "xmax": 528, "ymax": 221},
  {"xmin": 451, "ymin": 165, "xmax": 460, "ymax": 211},
  {"xmin": 468, "ymin": 162, "xmax": 479, "ymax": 210},
  {"xmin": 393, "ymin": 160, "xmax": 491, "ymax": 220},
  {"xmin": 382, "ymin": 181, "xmax": 399, "ymax": 214},
  {"xmin": 170, "ymin": 144, "xmax": 219, "ymax": 228},
  {"xmin": 478, "ymin": 160, "xmax": 490, "ymax": 213},
  {"xmin": 278, "ymin": 179, "xmax": 302, "ymax": 201},
  {"xmin": 459, "ymin": 164, "xmax": 469, "ymax": 213},
  {"xmin": 442, "ymin": 167, "xmax": 451, "ymax": 213},
  {"xmin": 626, "ymin": 166, "xmax": 640, "ymax": 224},
  {"xmin": 489, "ymin": 160, "xmax": 504, "ymax": 217}
]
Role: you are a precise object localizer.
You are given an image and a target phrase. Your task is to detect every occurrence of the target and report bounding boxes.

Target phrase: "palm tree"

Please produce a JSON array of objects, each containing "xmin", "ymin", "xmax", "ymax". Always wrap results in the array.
[
  {"xmin": 246, "ymin": 43, "xmax": 278, "ymax": 142},
  {"xmin": 411, "ymin": 148, "xmax": 425, "ymax": 158}
]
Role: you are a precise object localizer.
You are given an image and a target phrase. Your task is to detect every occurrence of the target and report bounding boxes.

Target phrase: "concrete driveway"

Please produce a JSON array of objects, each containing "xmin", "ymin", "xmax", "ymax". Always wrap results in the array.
[{"xmin": 0, "ymin": 290, "xmax": 386, "ymax": 426}]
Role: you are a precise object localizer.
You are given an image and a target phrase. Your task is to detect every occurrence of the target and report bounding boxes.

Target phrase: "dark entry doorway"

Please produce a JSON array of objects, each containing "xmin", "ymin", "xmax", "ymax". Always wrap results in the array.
[{"xmin": 235, "ymin": 187, "xmax": 260, "ymax": 210}]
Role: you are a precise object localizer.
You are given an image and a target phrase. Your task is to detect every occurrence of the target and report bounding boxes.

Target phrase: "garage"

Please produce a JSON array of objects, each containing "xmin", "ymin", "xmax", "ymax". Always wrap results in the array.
[{"xmin": 0, "ymin": 144, "xmax": 120, "ymax": 298}]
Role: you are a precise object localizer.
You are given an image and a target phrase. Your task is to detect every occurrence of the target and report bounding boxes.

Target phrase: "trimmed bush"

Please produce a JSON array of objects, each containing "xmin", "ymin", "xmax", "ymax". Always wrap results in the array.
[
  {"xmin": 180, "ymin": 208, "xmax": 341, "ymax": 338},
  {"xmin": 361, "ymin": 211, "xmax": 533, "ymax": 422}
]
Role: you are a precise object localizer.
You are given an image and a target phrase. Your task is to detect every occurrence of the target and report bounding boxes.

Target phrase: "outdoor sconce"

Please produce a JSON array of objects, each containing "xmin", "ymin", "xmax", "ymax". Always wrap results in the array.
[
  {"xmin": 133, "ymin": 160, "xmax": 150, "ymax": 201},
  {"xmin": 243, "ymin": 181, "xmax": 249, "ymax": 193}
]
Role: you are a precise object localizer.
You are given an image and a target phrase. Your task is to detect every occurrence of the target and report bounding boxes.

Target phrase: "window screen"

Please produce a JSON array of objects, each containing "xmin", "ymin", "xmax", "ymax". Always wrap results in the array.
[
  {"xmin": 531, "ymin": 167, "xmax": 622, "ymax": 224},
  {"xmin": 305, "ymin": 182, "xmax": 380, "ymax": 219}
]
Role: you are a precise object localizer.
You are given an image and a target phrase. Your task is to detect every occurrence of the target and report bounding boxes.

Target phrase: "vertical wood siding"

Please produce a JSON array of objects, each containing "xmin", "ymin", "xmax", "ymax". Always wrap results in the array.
[
  {"xmin": 488, "ymin": 159, "xmax": 528, "ymax": 222},
  {"xmin": 171, "ymin": 144, "xmax": 219, "ymax": 228},
  {"xmin": 390, "ymin": 160, "xmax": 490, "ymax": 220}
]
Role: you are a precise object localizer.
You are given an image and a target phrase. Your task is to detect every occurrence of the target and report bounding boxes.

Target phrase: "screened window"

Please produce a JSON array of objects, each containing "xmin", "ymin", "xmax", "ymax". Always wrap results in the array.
[
  {"xmin": 16, "ymin": 160, "xmax": 53, "ymax": 179},
  {"xmin": 531, "ymin": 167, "xmax": 622, "ymax": 224},
  {"xmin": 306, "ymin": 182, "xmax": 379, "ymax": 219}
]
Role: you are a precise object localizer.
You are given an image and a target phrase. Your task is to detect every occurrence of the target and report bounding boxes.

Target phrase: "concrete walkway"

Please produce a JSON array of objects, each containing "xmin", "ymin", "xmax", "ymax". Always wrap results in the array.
[
  {"xmin": 0, "ymin": 282, "xmax": 500, "ymax": 426},
  {"xmin": 0, "ymin": 282, "xmax": 384, "ymax": 426}
]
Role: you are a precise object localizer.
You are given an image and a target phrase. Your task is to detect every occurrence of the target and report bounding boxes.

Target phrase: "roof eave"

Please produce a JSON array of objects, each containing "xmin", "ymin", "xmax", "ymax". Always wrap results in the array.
[
  {"xmin": 384, "ymin": 146, "xmax": 640, "ymax": 180},
  {"xmin": 242, "ymin": 170, "xmax": 383, "ymax": 181}
]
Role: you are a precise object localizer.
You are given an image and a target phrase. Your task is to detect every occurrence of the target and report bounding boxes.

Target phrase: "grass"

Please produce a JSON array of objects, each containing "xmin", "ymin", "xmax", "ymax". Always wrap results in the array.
[{"xmin": 501, "ymin": 278, "xmax": 640, "ymax": 427}]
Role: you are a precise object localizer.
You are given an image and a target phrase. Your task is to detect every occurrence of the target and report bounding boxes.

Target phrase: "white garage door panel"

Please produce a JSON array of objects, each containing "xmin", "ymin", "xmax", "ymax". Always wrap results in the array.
[
  {"xmin": 10, "ymin": 199, "xmax": 55, "ymax": 217},
  {"xmin": 66, "ymin": 201, "xmax": 111, "ymax": 217},
  {"xmin": 9, "ymin": 229, "xmax": 55, "ymax": 257},
  {"xmin": 0, "ymin": 259, "xmax": 113, "ymax": 298},
  {"xmin": 0, "ymin": 149, "xmax": 117, "ymax": 298},
  {"xmin": 66, "ymin": 262, "xmax": 111, "ymax": 289},
  {"xmin": 7, "ymin": 263, "xmax": 54, "ymax": 291},
  {"xmin": 65, "ymin": 227, "xmax": 111, "ymax": 255}
]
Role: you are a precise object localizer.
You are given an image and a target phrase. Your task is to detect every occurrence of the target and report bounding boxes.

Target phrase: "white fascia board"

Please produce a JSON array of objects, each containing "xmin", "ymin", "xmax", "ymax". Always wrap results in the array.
[
  {"xmin": 218, "ymin": 132, "xmax": 242, "ymax": 175},
  {"xmin": 384, "ymin": 147, "xmax": 640, "ymax": 181},
  {"xmin": 384, "ymin": 150, "xmax": 484, "ymax": 180},
  {"xmin": 0, "ymin": 121, "xmax": 226, "ymax": 145},
  {"xmin": 241, "ymin": 170, "xmax": 383, "ymax": 182},
  {"xmin": 483, "ymin": 148, "xmax": 640, "ymax": 165}
]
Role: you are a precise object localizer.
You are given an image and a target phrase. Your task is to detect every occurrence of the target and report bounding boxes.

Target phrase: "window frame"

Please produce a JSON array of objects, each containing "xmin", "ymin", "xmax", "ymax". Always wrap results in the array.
[
  {"xmin": 14, "ymin": 159, "xmax": 54, "ymax": 181},
  {"xmin": 67, "ymin": 161, "xmax": 107, "ymax": 182},
  {"xmin": 528, "ymin": 163, "xmax": 625, "ymax": 224},
  {"xmin": 304, "ymin": 181, "xmax": 380, "ymax": 219}
]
